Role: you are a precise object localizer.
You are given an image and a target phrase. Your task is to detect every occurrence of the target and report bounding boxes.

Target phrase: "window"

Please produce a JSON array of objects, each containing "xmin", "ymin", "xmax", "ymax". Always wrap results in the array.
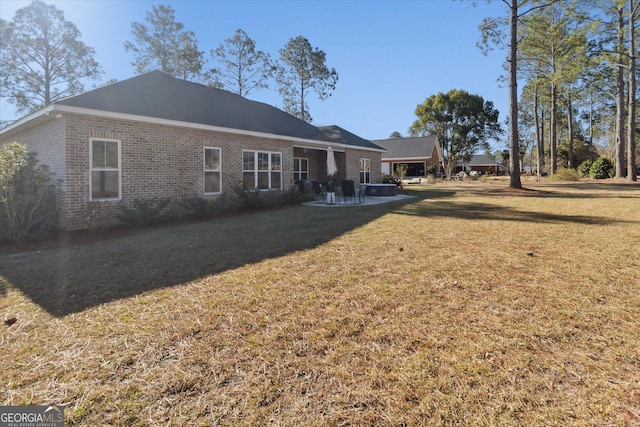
[
  {"xmin": 204, "ymin": 147, "xmax": 222, "ymax": 194},
  {"xmin": 90, "ymin": 138, "xmax": 120, "ymax": 200},
  {"xmin": 359, "ymin": 158, "xmax": 371, "ymax": 184},
  {"xmin": 294, "ymin": 157, "xmax": 309, "ymax": 181},
  {"xmin": 243, "ymin": 150, "xmax": 282, "ymax": 190},
  {"xmin": 395, "ymin": 162, "xmax": 425, "ymax": 177}
]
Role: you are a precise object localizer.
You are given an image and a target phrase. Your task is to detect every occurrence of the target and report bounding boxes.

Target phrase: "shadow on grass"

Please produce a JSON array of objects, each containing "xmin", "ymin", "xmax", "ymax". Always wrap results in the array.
[
  {"xmin": 473, "ymin": 182, "xmax": 640, "ymax": 200},
  {"xmin": 0, "ymin": 196, "xmax": 431, "ymax": 317},
  {"xmin": 394, "ymin": 199, "xmax": 630, "ymax": 225}
]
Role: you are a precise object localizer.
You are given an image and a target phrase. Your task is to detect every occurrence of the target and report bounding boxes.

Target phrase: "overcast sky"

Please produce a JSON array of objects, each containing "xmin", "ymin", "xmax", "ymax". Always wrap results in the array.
[{"xmin": 1, "ymin": 0, "xmax": 511, "ymax": 147}]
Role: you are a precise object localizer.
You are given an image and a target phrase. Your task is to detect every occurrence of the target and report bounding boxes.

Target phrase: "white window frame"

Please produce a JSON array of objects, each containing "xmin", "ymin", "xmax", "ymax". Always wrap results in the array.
[
  {"xmin": 293, "ymin": 157, "xmax": 309, "ymax": 181},
  {"xmin": 242, "ymin": 150, "xmax": 283, "ymax": 190},
  {"xmin": 204, "ymin": 147, "xmax": 222, "ymax": 194},
  {"xmin": 90, "ymin": 138, "xmax": 121, "ymax": 201},
  {"xmin": 360, "ymin": 158, "xmax": 371, "ymax": 184}
]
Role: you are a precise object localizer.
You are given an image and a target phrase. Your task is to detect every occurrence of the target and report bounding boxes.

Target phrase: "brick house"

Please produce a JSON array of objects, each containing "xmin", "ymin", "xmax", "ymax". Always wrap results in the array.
[
  {"xmin": 0, "ymin": 71, "xmax": 384, "ymax": 230},
  {"xmin": 455, "ymin": 154, "xmax": 506, "ymax": 175},
  {"xmin": 373, "ymin": 136, "xmax": 443, "ymax": 181}
]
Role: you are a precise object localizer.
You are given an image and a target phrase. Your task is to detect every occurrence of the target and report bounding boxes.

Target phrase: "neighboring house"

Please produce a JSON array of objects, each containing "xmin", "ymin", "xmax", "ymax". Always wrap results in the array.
[
  {"xmin": 455, "ymin": 154, "xmax": 506, "ymax": 175},
  {"xmin": 0, "ymin": 71, "xmax": 384, "ymax": 230},
  {"xmin": 372, "ymin": 136, "xmax": 443, "ymax": 182}
]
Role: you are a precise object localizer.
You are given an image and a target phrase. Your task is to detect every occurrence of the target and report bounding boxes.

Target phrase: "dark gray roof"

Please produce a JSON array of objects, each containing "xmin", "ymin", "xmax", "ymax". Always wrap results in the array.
[
  {"xmin": 372, "ymin": 136, "xmax": 439, "ymax": 159},
  {"xmin": 318, "ymin": 125, "xmax": 384, "ymax": 150},
  {"xmin": 457, "ymin": 154, "xmax": 501, "ymax": 166},
  {"xmin": 56, "ymin": 71, "xmax": 349, "ymax": 144}
]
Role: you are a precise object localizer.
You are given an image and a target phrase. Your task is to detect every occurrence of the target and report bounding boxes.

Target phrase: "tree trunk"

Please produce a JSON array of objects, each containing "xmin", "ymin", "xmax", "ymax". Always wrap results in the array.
[
  {"xmin": 509, "ymin": 0, "xmax": 522, "ymax": 189},
  {"xmin": 300, "ymin": 81, "xmax": 306, "ymax": 121},
  {"xmin": 589, "ymin": 91, "xmax": 594, "ymax": 162},
  {"xmin": 445, "ymin": 157, "xmax": 455, "ymax": 182},
  {"xmin": 616, "ymin": 7, "xmax": 626, "ymax": 178},
  {"xmin": 628, "ymin": 0, "xmax": 637, "ymax": 181},
  {"xmin": 567, "ymin": 90, "xmax": 574, "ymax": 168},
  {"xmin": 550, "ymin": 82, "xmax": 558, "ymax": 174},
  {"xmin": 540, "ymin": 110, "xmax": 546, "ymax": 175},
  {"xmin": 535, "ymin": 84, "xmax": 544, "ymax": 180}
]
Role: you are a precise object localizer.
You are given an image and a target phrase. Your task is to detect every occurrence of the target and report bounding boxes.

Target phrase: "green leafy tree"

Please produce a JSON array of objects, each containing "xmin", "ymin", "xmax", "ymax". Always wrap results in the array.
[
  {"xmin": 0, "ymin": 0, "xmax": 102, "ymax": 116},
  {"xmin": 518, "ymin": 1, "xmax": 592, "ymax": 172},
  {"xmin": 209, "ymin": 29, "xmax": 276, "ymax": 97},
  {"xmin": 0, "ymin": 142, "xmax": 60, "ymax": 242},
  {"xmin": 590, "ymin": 156, "xmax": 614, "ymax": 178},
  {"xmin": 276, "ymin": 36, "xmax": 338, "ymax": 122},
  {"xmin": 124, "ymin": 4, "xmax": 204, "ymax": 81},
  {"xmin": 409, "ymin": 89, "xmax": 502, "ymax": 180}
]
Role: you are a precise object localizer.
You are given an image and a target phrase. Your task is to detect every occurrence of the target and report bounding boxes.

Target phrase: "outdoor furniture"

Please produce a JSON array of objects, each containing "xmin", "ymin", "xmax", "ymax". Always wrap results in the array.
[
  {"xmin": 364, "ymin": 183, "xmax": 397, "ymax": 196},
  {"xmin": 358, "ymin": 185, "xmax": 366, "ymax": 204},
  {"xmin": 325, "ymin": 192, "xmax": 337, "ymax": 204},
  {"xmin": 311, "ymin": 180, "xmax": 323, "ymax": 201},
  {"xmin": 340, "ymin": 180, "xmax": 356, "ymax": 204}
]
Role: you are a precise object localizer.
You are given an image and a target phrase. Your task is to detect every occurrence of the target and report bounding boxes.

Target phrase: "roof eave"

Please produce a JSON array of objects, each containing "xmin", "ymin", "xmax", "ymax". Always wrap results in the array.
[
  {"xmin": 3, "ymin": 104, "xmax": 385, "ymax": 152},
  {"xmin": 382, "ymin": 156, "xmax": 433, "ymax": 161},
  {"xmin": 0, "ymin": 105, "xmax": 56, "ymax": 137}
]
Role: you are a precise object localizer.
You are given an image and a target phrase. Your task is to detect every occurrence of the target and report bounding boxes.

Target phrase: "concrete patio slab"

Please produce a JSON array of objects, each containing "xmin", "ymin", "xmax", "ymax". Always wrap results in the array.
[{"xmin": 303, "ymin": 194, "xmax": 415, "ymax": 207}]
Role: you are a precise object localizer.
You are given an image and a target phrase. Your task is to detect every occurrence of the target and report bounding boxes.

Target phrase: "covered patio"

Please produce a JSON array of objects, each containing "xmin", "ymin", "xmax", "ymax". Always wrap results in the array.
[{"xmin": 293, "ymin": 146, "xmax": 347, "ymax": 183}]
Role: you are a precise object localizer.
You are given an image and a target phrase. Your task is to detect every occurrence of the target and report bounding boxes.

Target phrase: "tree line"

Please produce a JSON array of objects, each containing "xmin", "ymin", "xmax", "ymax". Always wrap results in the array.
[
  {"xmin": 480, "ymin": 0, "xmax": 639, "ymax": 185},
  {"xmin": 0, "ymin": 1, "xmax": 337, "ymax": 124},
  {"xmin": 392, "ymin": 0, "xmax": 638, "ymax": 187},
  {"xmin": 3, "ymin": 0, "xmax": 638, "ymax": 187}
]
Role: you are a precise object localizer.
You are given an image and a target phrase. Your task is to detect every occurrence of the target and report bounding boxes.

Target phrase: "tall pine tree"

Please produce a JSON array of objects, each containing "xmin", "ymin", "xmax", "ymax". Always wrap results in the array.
[
  {"xmin": 0, "ymin": 0, "xmax": 102, "ymax": 116},
  {"xmin": 124, "ymin": 4, "xmax": 204, "ymax": 81}
]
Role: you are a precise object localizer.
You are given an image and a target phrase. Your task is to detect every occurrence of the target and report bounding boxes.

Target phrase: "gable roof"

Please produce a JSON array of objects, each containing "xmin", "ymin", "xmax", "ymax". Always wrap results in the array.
[
  {"xmin": 2, "ymin": 71, "xmax": 383, "ymax": 151},
  {"xmin": 372, "ymin": 136, "xmax": 439, "ymax": 160}
]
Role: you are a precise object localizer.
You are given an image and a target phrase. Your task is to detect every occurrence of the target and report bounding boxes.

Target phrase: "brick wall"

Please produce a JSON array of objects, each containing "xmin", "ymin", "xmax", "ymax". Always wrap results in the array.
[
  {"xmin": 3, "ymin": 113, "xmax": 382, "ymax": 230},
  {"xmin": 292, "ymin": 147, "xmax": 382, "ymax": 185},
  {"xmin": 0, "ymin": 115, "xmax": 69, "ymax": 226},
  {"xmin": 61, "ymin": 114, "xmax": 305, "ymax": 229},
  {"xmin": 345, "ymin": 148, "xmax": 383, "ymax": 184}
]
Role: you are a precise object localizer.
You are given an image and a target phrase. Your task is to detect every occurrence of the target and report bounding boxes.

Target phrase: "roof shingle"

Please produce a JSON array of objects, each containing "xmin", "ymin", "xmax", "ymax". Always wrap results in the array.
[
  {"xmin": 58, "ymin": 71, "xmax": 327, "ymax": 141},
  {"xmin": 372, "ymin": 136, "xmax": 439, "ymax": 159}
]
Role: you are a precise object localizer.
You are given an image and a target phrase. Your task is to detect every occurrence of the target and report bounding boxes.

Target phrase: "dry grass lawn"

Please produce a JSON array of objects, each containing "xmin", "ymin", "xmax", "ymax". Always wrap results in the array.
[{"xmin": 1, "ymin": 178, "xmax": 639, "ymax": 426}]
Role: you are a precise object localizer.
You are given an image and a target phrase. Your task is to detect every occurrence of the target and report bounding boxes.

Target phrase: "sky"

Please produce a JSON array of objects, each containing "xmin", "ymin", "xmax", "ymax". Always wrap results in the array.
[{"xmin": 0, "ymin": 0, "xmax": 511, "ymax": 146}]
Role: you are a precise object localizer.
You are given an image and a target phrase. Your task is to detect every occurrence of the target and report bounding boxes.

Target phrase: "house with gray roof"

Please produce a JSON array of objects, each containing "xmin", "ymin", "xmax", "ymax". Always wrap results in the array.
[
  {"xmin": 0, "ymin": 71, "xmax": 384, "ymax": 230},
  {"xmin": 372, "ymin": 136, "xmax": 443, "ymax": 182},
  {"xmin": 455, "ymin": 154, "xmax": 505, "ymax": 175}
]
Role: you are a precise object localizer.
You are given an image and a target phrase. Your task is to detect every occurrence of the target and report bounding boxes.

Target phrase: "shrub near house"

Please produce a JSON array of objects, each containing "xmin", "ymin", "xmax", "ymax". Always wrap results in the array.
[{"xmin": 0, "ymin": 142, "xmax": 60, "ymax": 242}]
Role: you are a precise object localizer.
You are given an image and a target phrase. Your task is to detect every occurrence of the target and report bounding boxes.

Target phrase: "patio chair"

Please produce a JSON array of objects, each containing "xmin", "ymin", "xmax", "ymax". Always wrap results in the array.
[
  {"xmin": 311, "ymin": 180, "xmax": 323, "ymax": 201},
  {"xmin": 341, "ymin": 180, "xmax": 356, "ymax": 204},
  {"xmin": 358, "ymin": 185, "xmax": 366, "ymax": 204}
]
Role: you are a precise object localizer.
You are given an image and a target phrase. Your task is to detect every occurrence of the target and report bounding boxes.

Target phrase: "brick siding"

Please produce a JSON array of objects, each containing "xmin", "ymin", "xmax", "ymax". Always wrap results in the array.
[
  {"xmin": 0, "ymin": 116, "xmax": 69, "ymax": 225},
  {"xmin": 2, "ymin": 113, "xmax": 382, "ymax": 230}
]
